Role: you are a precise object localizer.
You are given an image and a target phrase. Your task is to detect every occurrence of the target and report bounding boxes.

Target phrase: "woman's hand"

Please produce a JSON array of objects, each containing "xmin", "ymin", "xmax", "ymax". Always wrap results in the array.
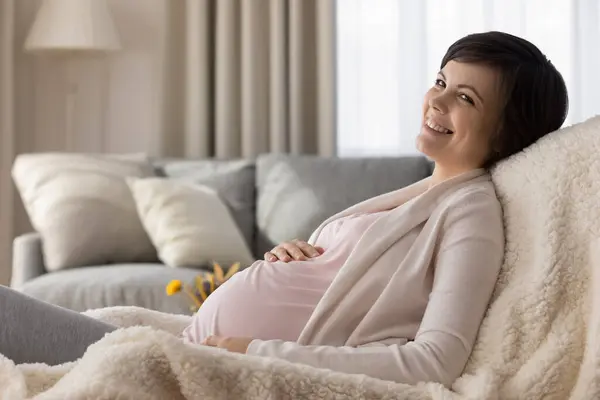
[
  {"xmin": 202, "ymin": 335, "xmax": 253, "ymax": 354},
  {"xmin": 264, "ymin": 239, "xmax": 325, "ymax": 262}
]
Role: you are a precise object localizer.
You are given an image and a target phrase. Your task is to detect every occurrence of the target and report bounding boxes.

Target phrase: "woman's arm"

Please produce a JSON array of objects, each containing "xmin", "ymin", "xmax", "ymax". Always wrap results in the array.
[{"xmin": 245, "ymin": 191, "xmax": 505, "ymax": 387}]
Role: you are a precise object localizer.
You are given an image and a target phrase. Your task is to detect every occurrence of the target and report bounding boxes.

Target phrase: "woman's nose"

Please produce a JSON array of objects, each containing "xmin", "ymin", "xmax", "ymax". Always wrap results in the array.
[{"xmin": 428, "ymin": 94, "xmax": 448, "ymax": 114}]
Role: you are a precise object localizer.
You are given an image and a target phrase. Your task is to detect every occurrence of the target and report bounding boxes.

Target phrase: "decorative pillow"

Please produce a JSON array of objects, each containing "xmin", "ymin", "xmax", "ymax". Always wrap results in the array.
[
  {"xmin": 127, "ymin": 177, "xmax": 255, "ymax": 269},
  {"xmin": 12, "ymin": 153, "xmax": 158, "ymax": 271},
  {"xmin": 153, "ymin": 159, "xmax": 256, "ymax": 252}
]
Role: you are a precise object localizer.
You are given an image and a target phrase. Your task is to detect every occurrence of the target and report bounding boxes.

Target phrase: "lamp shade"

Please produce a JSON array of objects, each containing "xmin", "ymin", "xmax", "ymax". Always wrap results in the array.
[{"xmin": 24, "ymin": 0, "xmax": 121, "ymax": 53}]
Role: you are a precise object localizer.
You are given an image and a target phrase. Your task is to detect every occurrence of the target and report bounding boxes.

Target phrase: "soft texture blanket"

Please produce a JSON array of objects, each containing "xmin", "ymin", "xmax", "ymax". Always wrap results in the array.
[{"xmin": 2, "ymin": 116, "xmax": 600, "ymax": 399}]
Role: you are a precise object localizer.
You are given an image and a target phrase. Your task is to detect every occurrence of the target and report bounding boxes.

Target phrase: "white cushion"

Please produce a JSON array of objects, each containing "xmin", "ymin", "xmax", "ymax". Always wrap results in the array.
[
  {"xmin": 12, "ymin": 153, "xmax": 157, "ymax": 271},
  {"xmin": 127, "ymin": 177, "xmax": 255, "ymax": 268}
]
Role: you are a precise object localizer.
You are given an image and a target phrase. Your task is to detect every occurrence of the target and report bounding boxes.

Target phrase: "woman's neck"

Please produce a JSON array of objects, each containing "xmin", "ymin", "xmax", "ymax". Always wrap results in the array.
[{"xmin": 429, "ymin": 164, "xmax": 482, "ymax": 188}]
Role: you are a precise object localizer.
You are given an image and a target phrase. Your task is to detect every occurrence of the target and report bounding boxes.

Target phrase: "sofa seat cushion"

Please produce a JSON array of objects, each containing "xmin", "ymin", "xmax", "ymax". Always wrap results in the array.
[{"xmin": 19, "ymin": 264, "xmax": 206, "ymax": 315}]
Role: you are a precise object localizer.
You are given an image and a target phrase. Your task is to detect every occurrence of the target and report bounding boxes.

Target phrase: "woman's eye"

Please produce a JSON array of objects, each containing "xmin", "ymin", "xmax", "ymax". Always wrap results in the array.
[
  {"xmin": 434, "ymin": 79, "xmax": 446, "ymax": 88},
  {"xmin": 459, "ymin": 93, "xmax": 475, "ymax": 105}
]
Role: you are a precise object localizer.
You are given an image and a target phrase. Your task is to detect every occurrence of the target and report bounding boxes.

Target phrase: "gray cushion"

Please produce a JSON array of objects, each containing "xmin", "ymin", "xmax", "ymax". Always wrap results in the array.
[
  {"xmin": 255, "ymin": 154, "xmax": 433, "ymax": 256},
  {"xmin": 152, "ymin": 159, "xmax": 256, "ymax": 251},
  {"xmin": 19, "ymin": 264, "xmax": 209, "ymax": 315}
]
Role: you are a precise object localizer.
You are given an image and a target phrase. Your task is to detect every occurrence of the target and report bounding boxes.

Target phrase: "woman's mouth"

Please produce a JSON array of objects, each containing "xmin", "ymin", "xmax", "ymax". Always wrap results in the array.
[{"xmin": 424, "ymin": 119, "xmax": 453, "ymax": 135}]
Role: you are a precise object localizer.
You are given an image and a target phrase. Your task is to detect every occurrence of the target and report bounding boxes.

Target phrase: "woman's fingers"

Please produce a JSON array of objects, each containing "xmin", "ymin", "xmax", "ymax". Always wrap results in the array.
[
  {"xmin": 295, "ymin": 241, "xmax": 321, "ymax": 258},
  {"xmin": 271, "ymin": 247, "xmax": 293, "ymax": 262},
  {"xmin": 314, "ymin": 246, "xmax": 325, "ymax": 254},
  {"xmin": 282, "ymin": 242, "xmax": 308, "ymax": 261},
  {"xmin": 264, "ymin": 241, "xmax": 325, "ymax": 262},
  {"xmin": 202, "ymin": 335, "xmax": 219, "ymax": 346}
]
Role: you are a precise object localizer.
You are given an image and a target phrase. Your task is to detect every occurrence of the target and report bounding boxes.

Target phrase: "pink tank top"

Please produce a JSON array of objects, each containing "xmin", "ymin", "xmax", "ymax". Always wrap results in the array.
[{"xmin": 181, "ymin": 210, "xmax": 387, "ymax": 344}]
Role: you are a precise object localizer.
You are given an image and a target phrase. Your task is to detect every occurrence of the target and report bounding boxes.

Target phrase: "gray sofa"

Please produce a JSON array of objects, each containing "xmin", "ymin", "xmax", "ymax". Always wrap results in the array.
[{"xmin": 11, "ymin": 153, "xmax": 433, "ymax": 315}]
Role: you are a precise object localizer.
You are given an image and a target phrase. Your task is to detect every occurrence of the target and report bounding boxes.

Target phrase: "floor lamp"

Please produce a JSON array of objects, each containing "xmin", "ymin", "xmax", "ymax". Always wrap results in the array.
[{"xmin": 23, "ymin": 0, "xmax": 122, "ymax": 152}]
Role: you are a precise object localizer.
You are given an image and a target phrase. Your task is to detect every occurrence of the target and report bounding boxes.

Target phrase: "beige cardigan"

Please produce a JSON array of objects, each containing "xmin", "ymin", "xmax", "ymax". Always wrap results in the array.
[{"xmin": 247, "ymin": 169, "xmax": 505, "ymax": 387}]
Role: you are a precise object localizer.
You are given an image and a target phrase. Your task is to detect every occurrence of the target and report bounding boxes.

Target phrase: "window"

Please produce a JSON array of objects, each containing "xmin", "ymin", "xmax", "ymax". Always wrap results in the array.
[{"xmin": 336, "ymin": 0, "xmax": 600, "ymax": 156}]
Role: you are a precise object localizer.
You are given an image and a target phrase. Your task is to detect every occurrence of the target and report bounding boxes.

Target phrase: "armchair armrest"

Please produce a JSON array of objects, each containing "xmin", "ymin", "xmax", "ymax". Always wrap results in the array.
[{"xmin": 11, "ymin": 232, "xmax": 47, "ymax": 289}]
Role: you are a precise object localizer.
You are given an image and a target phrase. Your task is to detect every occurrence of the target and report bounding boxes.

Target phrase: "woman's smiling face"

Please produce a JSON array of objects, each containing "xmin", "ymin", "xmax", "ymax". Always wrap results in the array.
[{"xmin": 416, "ymin": 60, "xmax": 504, "ymax": 171}]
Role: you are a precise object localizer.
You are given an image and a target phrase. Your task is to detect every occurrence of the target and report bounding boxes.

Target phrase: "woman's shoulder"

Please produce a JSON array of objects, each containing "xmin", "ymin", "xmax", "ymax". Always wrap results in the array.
[
  {"xmin": 439, "ymin": 174, "xmax": 503, "ymax": 220},
  {"xmin": 445, "ymin": 172, "xmax": 499, "ymax": 201},
  {"xmin": 426, "ymin": 169, "xmax": 500, "ymax": 207}
]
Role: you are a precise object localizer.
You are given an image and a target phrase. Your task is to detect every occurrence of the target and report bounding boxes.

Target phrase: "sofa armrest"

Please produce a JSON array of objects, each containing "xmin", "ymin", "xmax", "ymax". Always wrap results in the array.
[{"xmin": 11, "ymin": 232, "xmax": 47, "ymax": 289}]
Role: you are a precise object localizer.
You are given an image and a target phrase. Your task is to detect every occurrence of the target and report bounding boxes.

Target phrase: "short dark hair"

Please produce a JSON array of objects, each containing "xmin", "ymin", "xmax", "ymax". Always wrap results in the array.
[{"xmin": 441, "ymin": 31, "xmax": 569, "ymax": 168}]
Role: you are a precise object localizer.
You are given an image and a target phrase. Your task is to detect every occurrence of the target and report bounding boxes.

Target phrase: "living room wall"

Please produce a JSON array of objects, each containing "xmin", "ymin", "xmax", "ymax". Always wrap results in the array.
[{"xmin": 2, "ymin": 0, "xmax": 173, "ymax": 285}]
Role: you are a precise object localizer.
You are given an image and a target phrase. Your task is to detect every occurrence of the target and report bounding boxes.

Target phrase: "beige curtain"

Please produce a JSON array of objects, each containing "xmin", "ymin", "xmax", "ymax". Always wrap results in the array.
[
  {"xmin": 0, "ymin": 0, "xmax": 15, "ymax": 285},
  {"xmin": 161, "ymin": 0, "xmax": 336, "ymax": 159}
]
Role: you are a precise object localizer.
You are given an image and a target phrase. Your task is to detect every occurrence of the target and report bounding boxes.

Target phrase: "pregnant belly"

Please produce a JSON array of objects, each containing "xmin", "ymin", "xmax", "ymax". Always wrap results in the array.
[{"xmin": 182, "ymin": 259, "xmax": 334, "ymax": 344}]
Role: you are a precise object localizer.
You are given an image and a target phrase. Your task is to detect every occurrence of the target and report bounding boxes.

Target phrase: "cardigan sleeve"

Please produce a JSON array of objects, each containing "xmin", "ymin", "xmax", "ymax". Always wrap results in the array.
[{"xmin": 246, "ymin": 191, "xmax": 505, "ymax": 387}]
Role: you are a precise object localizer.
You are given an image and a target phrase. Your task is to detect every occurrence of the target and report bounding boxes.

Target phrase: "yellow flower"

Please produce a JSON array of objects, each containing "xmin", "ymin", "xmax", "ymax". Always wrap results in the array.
[
  {"xmin": 224, "ymin": 262, "xmax": 240, "ymax": 280},
  {"xmin": 166, "ymin": 280, "xmax": 182, "ymax": 296},
  {"xmin": 212, "ymin": 261, "xmax": 240, "ymax": 283},
  {"xmin": 183, "ymin": 284, "xmax": 203, "ymax": 308},
  {"xmin": 213, "ymin": 262, "xmax": 225, "ymax": 283},
  {"xmin": 195, "ymin": 275, "xmax": 209, "ymax": 301}
]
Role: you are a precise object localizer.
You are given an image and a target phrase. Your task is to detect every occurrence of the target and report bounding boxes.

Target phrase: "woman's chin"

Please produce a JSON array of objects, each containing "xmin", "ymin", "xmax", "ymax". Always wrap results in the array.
[{"xmin": 415, "ymin": 134, "xmax": 443, "ymax": 160}]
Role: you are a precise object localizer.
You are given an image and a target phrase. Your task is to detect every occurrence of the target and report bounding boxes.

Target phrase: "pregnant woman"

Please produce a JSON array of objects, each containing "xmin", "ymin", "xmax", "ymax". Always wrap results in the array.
[{"xmin": 0, "ymin": 31, "xmax": 568, "ymax": 387}]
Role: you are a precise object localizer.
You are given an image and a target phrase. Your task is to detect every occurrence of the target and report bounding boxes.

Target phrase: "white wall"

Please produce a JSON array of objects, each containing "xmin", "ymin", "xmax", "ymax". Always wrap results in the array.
[{"xmin": 2, "ymin": 0, "xmax": 173, "ymax": 284}]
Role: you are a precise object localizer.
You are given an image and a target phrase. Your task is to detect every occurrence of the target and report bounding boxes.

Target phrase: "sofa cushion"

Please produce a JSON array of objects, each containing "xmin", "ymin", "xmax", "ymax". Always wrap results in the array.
[
  {"xmin": 127, "ymin": 177, "xmax": 255, "ymax": 268},
  {"xmin": 153, "ymin": 159, "xmax": 256, "ymax": 252},
  {"xmin": 255, "ymin": 154, "xmax": 433, "ymax": 256},
  {"xmin": 19, "ymin": 264, "xmax": 207, "ymax": 315}
]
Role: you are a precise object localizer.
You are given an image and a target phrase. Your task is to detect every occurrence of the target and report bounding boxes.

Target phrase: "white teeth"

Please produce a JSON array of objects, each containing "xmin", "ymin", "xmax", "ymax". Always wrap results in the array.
[{"xmin": 426, "ymin": 120, "xmax": 451, "ymax": 134}]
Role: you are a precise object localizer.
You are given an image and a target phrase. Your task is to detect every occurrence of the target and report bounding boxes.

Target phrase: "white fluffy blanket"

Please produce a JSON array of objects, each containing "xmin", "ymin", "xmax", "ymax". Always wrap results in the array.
[{"xmin": 2, "ymin": 116, "xmax": 600, "ymax": 399}]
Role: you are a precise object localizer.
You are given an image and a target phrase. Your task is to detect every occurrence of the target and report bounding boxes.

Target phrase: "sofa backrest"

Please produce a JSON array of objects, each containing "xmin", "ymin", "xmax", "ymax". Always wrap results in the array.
[
  {"xmin": 254, "ymin": 154, "xmax": 433, "ymax": 257},
  {"xmin": 153, "ymin": 154, "xmax": 433, "ymax": 259}
]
